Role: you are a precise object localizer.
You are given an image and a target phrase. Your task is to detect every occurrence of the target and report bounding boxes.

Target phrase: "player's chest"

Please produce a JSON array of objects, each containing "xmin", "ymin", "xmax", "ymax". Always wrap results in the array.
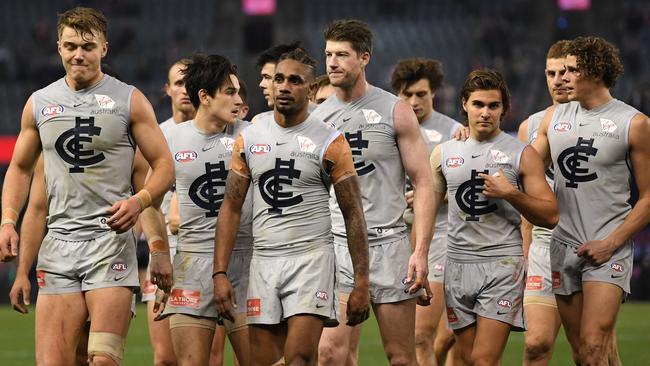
[
  {"xmin": 444, "ymin": 147, "xmax": 517, "ymax": 189},
  {"xmin": 173, "ymin": 136, "xmax": 235, "ymax": 182}
]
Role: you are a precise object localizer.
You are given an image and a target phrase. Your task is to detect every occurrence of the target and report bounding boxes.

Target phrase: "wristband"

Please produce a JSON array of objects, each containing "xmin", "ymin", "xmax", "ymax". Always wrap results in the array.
[
  {"xmin": 212, "ymin": 271, "xmax": 227, "ymax": 279},
  {"xmin": 148, "ymin": 239, "xmax": 168, "ymax": 254},
  {"xmin": 133, "ymin": 189, "xmax": 152, "ymax": 212},
  {"xmin": 2, "ymin": 207, "xmax": 19, "ymax": 227}
]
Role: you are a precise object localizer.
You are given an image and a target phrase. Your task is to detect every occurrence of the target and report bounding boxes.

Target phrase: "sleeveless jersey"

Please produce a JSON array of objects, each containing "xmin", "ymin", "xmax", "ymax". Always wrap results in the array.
[
  {"xmin": 406, "ymin": 111, "xmax": 462, "ymax": 238},
  {"xmin": 548, "ymin": 99, "xmax": 637, "ymax": 247},
  {"xmin": 33, "ymin": 75, "xmax": 135, "ymax": 240},
  {"xmin": 242, "ymin": 113, "xmax": 340, "ymax": 256},
  {"xmin": 166, "ymin": 119, "xmax": 253, "ymax": 254},
  {"xmin": 312, "ymin": 86, "xmax": 406, "ymax": 246},
  {"xmin": 440, "ymin": 132, "xmax": 526, "ymax": 261},
  {"xmin": 526, "ymin": 109, "xmax": 554, "ymax": 244}
]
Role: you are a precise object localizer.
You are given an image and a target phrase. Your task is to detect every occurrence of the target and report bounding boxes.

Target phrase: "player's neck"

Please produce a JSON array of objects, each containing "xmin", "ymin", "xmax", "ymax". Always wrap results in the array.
[
  {"xmin": 65, "ymin": 72, "xmax": 104, "ymax": 91},
  {"xmin": 274, "ymin": 107, "xmax": 308, "ymax": 128},
  {"xmin": 172, "ymin": 109, "xmax": 194, "ymax": 124},
  {"xmin": 419, "ymin": 110, "xmax": 433, "ymax": 124},
  {"xmin": 471, "ymin": 128, "xmax": 501, "ymax": 142},
  {"xmin": 194, "ymin": 109, "xmax": 227, "ymax": 135},
  {"xmin": 578, "ymin": 87, "xmax": 613, "ymax": 110},
  {"xmin": 336, "ymin": 75, "xmax": 369, "ymax": 103}
]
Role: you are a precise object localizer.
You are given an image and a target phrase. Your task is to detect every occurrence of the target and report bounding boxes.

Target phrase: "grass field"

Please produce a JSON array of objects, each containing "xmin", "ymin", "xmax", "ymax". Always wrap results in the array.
[{"xmin": 1, "ymin": 302, "xmax": 649, "ymax": 365}]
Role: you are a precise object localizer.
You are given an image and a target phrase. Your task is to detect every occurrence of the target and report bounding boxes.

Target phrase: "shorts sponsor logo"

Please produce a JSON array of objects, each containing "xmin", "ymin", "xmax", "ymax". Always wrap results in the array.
[
  {"xmin": 41, "ymin": 104, "xmax": 64, "ymax": 117},
  {"xmin": 446, "ymin": 157, "xmax": 464, "ymax": 168},
  {"xmin": 36, "ymin": 270, "xmax": 46, "ymax": 288},
  {"xmin": 175, "ymin": 150, "xmax": 198, "ymax": 163},
  {"xmin": 552, "ymin": 271, "xmax": 561, "ymax": 289},
  {"xmin": 600, "ymin": 118, "xmax": 617, "ymax": 132},
  {"xmin": 142, "ymin": 280, "xmax": 156, "ymax": 295},
  {"xmin": 315, "ymin": 290, "xmax": 328, "ymax": 301},
  {"xmin": 362, "ymin": 108, "xmax": 382, "ymax": 124},
  {"xmin": 169, "ymin": 289, "xmax": 201, "ymax": 309},
  {"xmin": 297, "ymin": 136, "xmax": 317, "ymax": 153},
  {"xmin": 111, "ymin": 262, "xmax": 128, "ymax": 271},
  {"xmin": 247, "ymin": 298, "xmax": 261, "ymax": 316},
  {"xmin": 446, "ymin": 307, "xmax": 458, "ymax": 323},
  {"xmin": 526, "ymin": 275, "xmax": 543, "ymax": 290},
  {"xmin": 490, "ymin": 149, "xmax": 509, "ymax": 164},
  {"xmin": 554, "ymin": 122, "xmax": 571, "ymax": 132},
  {"xmin": 250, "ymin": 144, "xmax": 271, "ymax": 155},
  {"xmin": 94, "ymin": 94, "xmax": 116, "ymax": 109}
]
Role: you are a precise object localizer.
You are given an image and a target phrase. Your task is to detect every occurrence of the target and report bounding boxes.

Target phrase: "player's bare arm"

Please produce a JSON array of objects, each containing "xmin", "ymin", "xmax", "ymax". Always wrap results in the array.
[
  {"xmin": 577, "ymin": 113, "xmax": 650, "ymax": 264},
  {"xmin": 10, "ymin": 155, "xmax": 46, "ymax": 313},
  {"xmin": 531, "ymin": 105, "xmax": 557, "ymax": 168},
  {"xmin": 213, "ymin": 135, "xmax": 250, "ymax": 322},
  {"xmin": 327, "ymin": 134, "xmax": 370, "ymax": 326},
  {"xmin": 167, "ymin": 192, "xmax": 180, "ymax": 235},
  {"xmin": 480, "ymin": 146, "xmax": 559, "ymax": 228},
  {"xmin": 394, "ymin": 100, "xmax": 435, "ymax": 293},
  {"xmin": 1, "ymin": 97, "xmax": 42, "ymax": 261},
  {"xmin": 517, "ymin": 119, "xmax": 533, "ymax": 258},
  {"xmin": 107, "ymin": 89, "xmax": 174, "ymax": 232}
]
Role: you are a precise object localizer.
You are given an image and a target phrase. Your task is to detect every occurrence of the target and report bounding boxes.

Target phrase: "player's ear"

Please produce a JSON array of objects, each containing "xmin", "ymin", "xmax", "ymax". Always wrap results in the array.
[
  {"xmin": 461, "ymin": 98, "xmax": 468, "ymax": 113},
  {"xmin": 101, "ymin": 42, "xmax": 108, "ymax": 58},
  {"xmin": 360, "ymin": 51, "xmax": 371, "ymax": 67},
  {"xmin": 198, "ymin": 89, "xmax": 210, "ymax": 106}
]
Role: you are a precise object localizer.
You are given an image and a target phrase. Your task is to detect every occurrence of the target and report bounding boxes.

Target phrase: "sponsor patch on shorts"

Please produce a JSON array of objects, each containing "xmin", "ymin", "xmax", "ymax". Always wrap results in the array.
[
  {"xmin": 446, "ymin": 307, "xmax": 458, "ymax": 323},
  {"xmin": 169, "ymin": 289, "xmax": 201, "ymax": 309},
  {"xmin": 526, "ymin": 275, "xmax": 543, "ymax": 290},
  {"xmin": 36, "ymin": 270, "xmax": 46, "ymax": 288},
  {"xmin": 247, "ymin": 298, "xmax": 261, "ymax": 317},
  {"xmin": 552, "ymin": 271, "xmax": 561, "ymax": 289}
]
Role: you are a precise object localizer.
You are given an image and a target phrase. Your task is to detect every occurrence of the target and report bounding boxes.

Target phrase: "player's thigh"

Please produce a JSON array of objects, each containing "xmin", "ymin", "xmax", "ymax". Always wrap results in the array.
[
  {"xmin": 318, "ymin": 293, "xmax": 362, "ymax": 356},
  {"xmin": 286, "ymin": 314, "xmax": 325, "ymax": 357},
  {"xmin": 524, "ymin": 303, "xmax": 562, "ymax": 346},
  {"xmin": 555, "ymin": 292, "xmax": 583, "ymax": 352},
  {"xmin": 452, "ymin": 324, "xmax": 476, "ymax": 363},
  {"xmin": 373, "ymin": 298, "xmax": 417, "ymax": 354},
  {"xmin": 472, "ymin": 316, "xmax": 512, "ymax": 362},
  {"xmin": 415, "ymin": 282, "xmax": 443, "ymax": 337},
  {"xmin": 171, "ymin": 324, "xmax": 215, "ymax": 364},
  {"xmin": 249, "ymin": 323, "xmax": 286, "ymax": 365},
  {"xmin": 581, "ymin": 281, "xmax": 622, "ymax": 335},
  {"xmin": 85, "ymin": 286, "xmax": 134, "ymax": 336},
  {"xmin": 35, "ymin": 293, "xmax": 88, "ymax": 364},
  {"xmin": 226, "ymin": 326, "xmax": 249, "ymax": 366},
  {"xmin": 145, "ymin": 301, "xmax": 175, "ymax": 359}
]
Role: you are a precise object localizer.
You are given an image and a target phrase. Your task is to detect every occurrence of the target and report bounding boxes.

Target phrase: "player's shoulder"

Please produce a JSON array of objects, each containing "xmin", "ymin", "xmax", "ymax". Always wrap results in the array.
[
  {"xmin": 250, "ymin": 110, "xmax": 274, "ymax": 124},
  {"xmin": 33, "ymin": 77, "xmax": 67, "ymax": 97}
]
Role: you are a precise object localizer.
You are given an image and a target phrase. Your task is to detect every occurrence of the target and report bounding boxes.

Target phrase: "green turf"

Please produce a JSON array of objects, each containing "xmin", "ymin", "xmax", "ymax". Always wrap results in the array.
[{"xmin": 1, "ymin": 302, "xmax": 649, "ymax": 365}]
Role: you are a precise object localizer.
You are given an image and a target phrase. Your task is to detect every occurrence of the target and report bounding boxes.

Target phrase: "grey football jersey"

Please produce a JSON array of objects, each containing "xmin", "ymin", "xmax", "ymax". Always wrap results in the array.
[
  {"xmin": 33, "ymin": 75, "xmax": 135, "ymax": 240},
  {"xmin": 526, "ymin": 109, "xmax": 554, "ymax": 243},
  {"xmin": 548, "ymin": 99, "xmax": 637, "ymax": 247},
  {"xmin": 242, "ymin": 113, "xmax": 340, "ymax": 255},
  {"xmin": 312, "ymin": 86, "xmax": 406, "ymax": 246},
  {"xmin": 440, "ymin": 132, "xmax": 526, "ymax": 261},
  {"xmin": 166, "ymin": 120, "xmax": 253, "ymax": 253},
  {"xmin": 407, "ymin": 111, "xmax": 462, "ymax": 238}
]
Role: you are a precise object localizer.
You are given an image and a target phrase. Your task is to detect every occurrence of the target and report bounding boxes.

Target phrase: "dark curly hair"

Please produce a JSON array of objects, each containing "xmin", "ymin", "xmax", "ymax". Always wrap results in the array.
[
  {"xmin": 183, "ymin": 53, "xmax": 237, "ymax": 109},
  {"xmin": 390, "ymin": 58, "xmax": 444, "ymax": 94},
  {"xmin": 567, "ymin": 36, "xmax": 624, "ymax": 88}
]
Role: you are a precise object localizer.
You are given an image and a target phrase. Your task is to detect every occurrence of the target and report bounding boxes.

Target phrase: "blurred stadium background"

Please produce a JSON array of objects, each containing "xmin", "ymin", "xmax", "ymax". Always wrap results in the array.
[{"xmin": 0, "ymin": 0, "xmax": 649, "ymax": 364}]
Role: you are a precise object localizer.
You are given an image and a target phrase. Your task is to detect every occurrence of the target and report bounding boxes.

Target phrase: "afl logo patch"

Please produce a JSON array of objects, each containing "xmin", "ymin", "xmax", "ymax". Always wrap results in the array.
[
  {"xmin": 250, "ymin": 144, "xmax": 271, "ymax": 155},
  {"xmin": 175, "ymin": 150, "xmax": 198, "ymax": 162},
  {"xmin": 41, "ymin": 104, "xmax": 64, "ymax": 117},
  {"xmin": 611, "ymin": 263, "xmax": 624, "ymax": 273},
  {"xmin": 446, "ymin": 157, "xmax": 464, "ymax": 168},
  {"xmin": 497, "ymin": 299, "xmax": 512, "ymax": 308},
  {"xmin": 315, "ymin": 290, "xmax": 328, "ymax": 301},
  {"xmin": 554, "ymin": 122, "xmax": 571, "ymax": 132},
  {"xmin": 111, "ymin": 262, "xmax": 128, "ymax": 271}
]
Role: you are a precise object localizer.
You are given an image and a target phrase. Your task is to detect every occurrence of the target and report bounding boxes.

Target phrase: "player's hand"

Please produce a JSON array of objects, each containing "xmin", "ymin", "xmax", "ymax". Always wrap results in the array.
[
  {"xmin": 479, "ymin": 169, "xmax": 517, "ymax": 199},
  {"xmin": 106, "ymin": 197, "xmax": 141, "ymax": 233},
  {"xmin": 149, "ymin": 252, "xmax": 173, "ymax": 294},
  {"xmin": 416, "ymin": 280, "xmax": 433, "ymax": 306},
  {"xmin": 346, "ymin": 285, "xmax": 370, "ymax": 326},
  {"xmin": 453, "ymin": 126, "xmax": 470, "ymax": 141},
  {"xmin": 405, "ymin": 190, "xmax": 414, "ymax": 208},
  {"xmin": 576, "ymin": 239, "xmax": 617, "ymax": 266},
  {"xmin": 153, "ymin": 288, "xmax": 169, "ymax": 321},
  {"xmin": 405, "ymin": 252, "xmax": 429, "ymax": 294},
  {"xmin": 0, "ymin": 224, "xmax": 19, "ymax": 262},
  {"xmin": 213, "ymin": 275, "xmax": 236, "ymax": 322},
  {"xmin": 9, "ymin": 274, "xmax": 31, "ymax": 314}
]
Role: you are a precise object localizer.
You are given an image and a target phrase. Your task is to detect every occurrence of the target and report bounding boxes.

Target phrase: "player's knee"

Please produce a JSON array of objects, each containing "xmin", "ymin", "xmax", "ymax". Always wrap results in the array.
[
  {"xmin": 414, "ymin": 325, "xmax": 436, "ymax": 347},
  {"xmin": 318, "ymin": 340, "xmax": 347, "ymax": 365},
  {"xmin": 524, "ymin": 335, "xmax": 553, "ymax": 360},
  {"xmin": 87, "ymin": 332, "xmax": 125, "ymax": 366},
  {"xmin": 153, "ymin": 357, "xmax": 177, "ymax": 366},
  {"xmin": 471, "ymin": 349, "xmax": 500, "ymax": 366},
  {"xmin": 384, "ymin": 347, "xmax": 414, "ymax": 366},
  {"xmin": 579, "ymin": 336, "xmax": 608, "ymax": 363}
]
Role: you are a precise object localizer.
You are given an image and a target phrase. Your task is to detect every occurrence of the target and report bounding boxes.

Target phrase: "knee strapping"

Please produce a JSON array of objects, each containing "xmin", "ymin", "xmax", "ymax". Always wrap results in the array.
[{"xmin": 87, "ymin": 332, "xmax": 125, "ymax": 366}]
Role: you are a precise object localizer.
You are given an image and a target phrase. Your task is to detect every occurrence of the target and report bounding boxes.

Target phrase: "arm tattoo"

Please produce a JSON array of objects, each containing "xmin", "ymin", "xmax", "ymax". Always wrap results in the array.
[
  {"xmin": 224, "ymin": 171, "xmax": 249, "ymax": 202},
  {"xmin": 334, "ymin": 176, "xmax": 369, "ymax": 278}
]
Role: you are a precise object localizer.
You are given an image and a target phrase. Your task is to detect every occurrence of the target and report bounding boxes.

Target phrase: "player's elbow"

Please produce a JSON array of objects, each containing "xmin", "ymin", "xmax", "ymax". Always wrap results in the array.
[{"xmin": 536, "ymin": 209, "xmax": 559, "ymax": 229}]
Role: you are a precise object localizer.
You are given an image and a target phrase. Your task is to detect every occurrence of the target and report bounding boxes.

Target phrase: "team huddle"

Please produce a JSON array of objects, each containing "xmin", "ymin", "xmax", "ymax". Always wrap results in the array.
[{"xmin": 1, "ymin": 6, "xmax": 649, "ymax": 366}]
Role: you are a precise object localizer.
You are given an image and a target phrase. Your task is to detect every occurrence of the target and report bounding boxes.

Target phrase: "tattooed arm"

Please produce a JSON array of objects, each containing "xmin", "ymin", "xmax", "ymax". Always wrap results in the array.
[
  {"xmin": 327, "ymin": 134, "xmax": 370, "ymax": 326},
  {"xmin": 213, "ymin": 134, "xmax": 250, "ymax": 321}
]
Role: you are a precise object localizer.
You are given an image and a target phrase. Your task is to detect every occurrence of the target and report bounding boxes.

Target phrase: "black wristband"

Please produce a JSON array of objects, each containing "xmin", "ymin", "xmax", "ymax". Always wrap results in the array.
[{"xmin": 212, "ymin": 271, "xmax": 227, "ymax": 279}]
